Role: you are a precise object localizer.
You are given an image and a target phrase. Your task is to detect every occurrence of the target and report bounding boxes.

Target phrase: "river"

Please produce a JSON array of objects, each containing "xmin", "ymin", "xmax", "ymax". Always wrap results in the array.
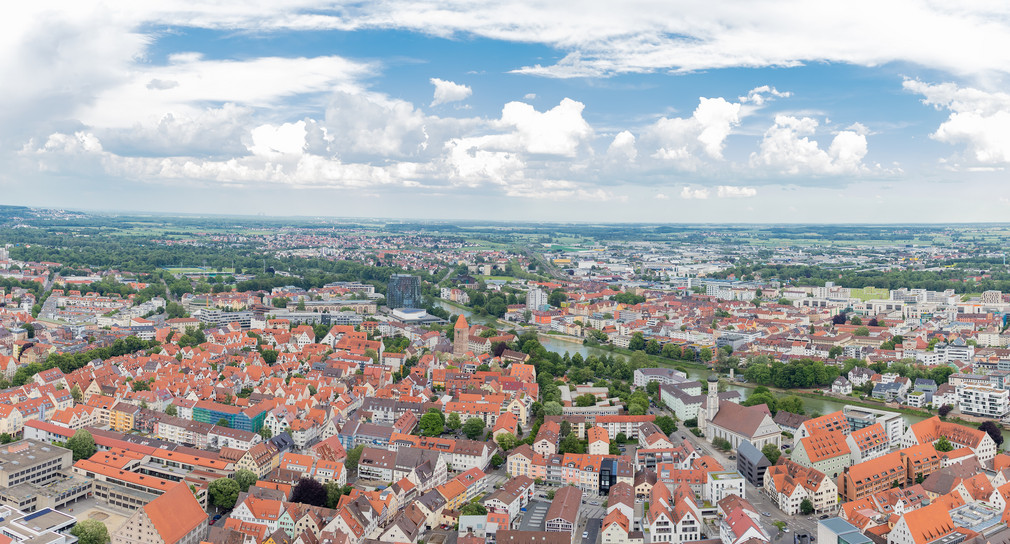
[{"xmin": 435, "ymin": 300, "xmax": 1006, "ymax": 439}]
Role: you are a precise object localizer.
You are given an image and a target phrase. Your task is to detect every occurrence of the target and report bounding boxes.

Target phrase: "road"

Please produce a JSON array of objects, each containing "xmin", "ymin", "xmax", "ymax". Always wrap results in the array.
[{"xmin": 583, "ymin": 517, "xmax": 601, "ymax": 544}]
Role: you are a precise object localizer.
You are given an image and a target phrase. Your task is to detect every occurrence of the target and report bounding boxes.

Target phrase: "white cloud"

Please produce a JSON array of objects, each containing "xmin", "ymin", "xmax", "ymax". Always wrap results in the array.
[
  {"xmin": 716, "ymin": 185, "xmax": 757, "ymax": 198},
  {"xmin": 645, "ymin": 97, "xmax": 742, "ymax": 167},
  {"xmin": 523, "ymin": 93, "xmax": 537, "ymax": 100},
  {"xmin": 607, "ymin": 131, "xmax": 637, "ymax": 161},
  {"xmin": 499, "ymin": 98, "xmax": 593, "ymax": 156},
  {"xmin": 750, "ymin": 115, "xmax": 868, "ymax": 175},
  {"xmin": 739, "ymin": 85, "xmax": 792, "ymax": 106},
  {"xmin": 429, "ymin": 78, "xmax": 472, "ymax": 107},
  {"xmin": 249, "ymin": 121, "xmax": 307, "ymax": 157},
  {"xmin": 680, "ymin": 186, "xmax": 710, "ymax": 199},
  {"xmin": 655, "ymin": 192, "xmax": 669, "ymax": 200},
  {"xmin": 905, "ymin": 79, "xmax": 1010, "ymax": 164}
]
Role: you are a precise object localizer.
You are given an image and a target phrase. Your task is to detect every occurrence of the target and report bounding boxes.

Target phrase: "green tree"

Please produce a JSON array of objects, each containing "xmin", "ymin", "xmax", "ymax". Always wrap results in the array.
[
  {"xmin": 762, "ymin": 443, "xmax": 781, "ymax": 464},
  {"xmin": 558, "ymin": 433, "xmax": 585, "ymax": 454},
  {"xmin": 850, "ymin": 316, "xmax": 862, "ymax": 325},
  {"xmin": 345, "ymin": 445, "xmax": 364, "ymax": 472},
  {"xmin": 575, "ymin": 393, "xmax": 597, "ymax": 407},
  {"xmin": 777, "ymin": 396, "xmax": 804, "ymax": 415},
  {"xmin": 209, "ymin": 477, "xmax": 241, "ymax": 509},
  {"xmin": 654, "ymin": 416, "xmax": 677, "ymax": 434},
  {"xmin": 420, "ymin": 411, "xmax": 445, "ymax": 436},
  {"xmin": 446, "ymin": 412, "xmax": 462, "ymax": 431},
  {"xmin": 325, "ymin": 482, "xmax": 353, "ymax": 508},
  {"xmin": 258, "ymin": 427, "xmax": 273, "ymax": 439},
  {"xmin": 934, "ymin": 437, "xmax": 954, "ymax": 452},
  {"xmin": 216, "ymin": 418, "xmax": 230, "ymax": 427},
  {"xmin": 629, "ymin": 333, "xmax": 646, "ymax": 351},
  {"xmin": 699, "ymin": 347, "xmax": 712, "ymax": 361},
  {"xmin": 496, "ymin": 432, "xmax": 518, "ymax": 451},
  {"xmin": 165, "ymin": 403, "xmax": 178, "ymax": 416},
  {"xmin": 234, "ymin": 469, "xmax": 258, "ymax": 492},
  {"xmin": 712, "ymin": 437, "xmax": 732, "ymax": 451},
  {"xmin": 828, "ymin": 346, "xmax": 843, "ymax": 359},
  {"xmin": 463, "ymin": 418, "xmax": 486, "ymax": 440},
  {"xmin": 71, "ymin": 520, "xmax": 108, "ymax": 544},
  {"xmin": 543, "ymin": 401, "xmax": 563, "ymax": 416},
  {"xmin": 461, "ymin": 501, "xmax": 488, "ymax": 516},
  {"xmin": 66, "ymin": 430, "xmax": 96, "ymax": 461},
  {"xmin": 800, "ymin": 498, "xmax": 814, "ymax": 515},
  {"xmin": 491, "ymin": 453, "xmax": 504, "ymax": 468},
  {"xmin": 854, "ymin": 326, "xmax": 870, "ymax": 337},
  {"xmin": 0, "ymin": 434, "xmax": 13, "ymax": 444}
]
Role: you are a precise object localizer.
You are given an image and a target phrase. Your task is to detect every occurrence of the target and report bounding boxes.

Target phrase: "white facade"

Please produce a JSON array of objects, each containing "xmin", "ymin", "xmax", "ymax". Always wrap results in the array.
[
  {"xmin": 705, "ymin": 472, "xmax": 746, "ymax": 503},
  {"xmin": 957, "ymin": 385, "xmax": 1010, "ymax": 418}
]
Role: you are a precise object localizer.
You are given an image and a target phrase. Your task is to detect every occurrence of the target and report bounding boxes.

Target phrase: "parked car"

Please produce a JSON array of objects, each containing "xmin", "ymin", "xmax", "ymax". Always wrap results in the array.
[
  {"xmin": 583, "ymin": 532, "xmax": 589, "ymax": 539},
  {"xmin": 819, "ymin": 515, "xmax": 829, "ymax": 520}
]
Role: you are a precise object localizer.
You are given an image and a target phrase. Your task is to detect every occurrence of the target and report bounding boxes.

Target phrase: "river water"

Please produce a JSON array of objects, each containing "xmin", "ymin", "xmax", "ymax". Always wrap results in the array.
[{"xmin": 434, "ymin": 300, "xmax": 1009, "ymax": 438}]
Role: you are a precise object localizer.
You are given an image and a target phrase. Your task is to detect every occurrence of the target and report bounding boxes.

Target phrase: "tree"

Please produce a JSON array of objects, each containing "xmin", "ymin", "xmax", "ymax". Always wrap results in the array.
[
  {"xmin": 559, "ymin": 420, "xmax": 572, "ymax": 438},
  {"xmin": 543, "ymin": 401, "xmax": 563, "ymax": 416},
  {"xmin": 762, "ymin": 443, "xmax": 781, "ymax": 464},
  {"xmin": 209, "ymin": 477, "xmax": 240, "ymax": 509},
  {"xmin": 935, "ymin": 437, "xmax": 954, "ymax": 452},
  {"xmin": 463, "ymin": 418, "xmax": 486, "ymax": 440},
  {"xmin": 629, "ymin": 333, "xmax": 646, "ymax": 351},
  {"xmin": 461, "ymin": 501, "xmax": 488, "ymax": 516},
  {"xmin": 420, "ymin": 410, "xmax": 445, "ymax": 437},
  {"xmin": 0, "ymin": 434, "xmax": 12, "ymax": 444},
  {"xmin": 496, "ymin": 432, "xmax": 518, "ymax": 451},
  {"xmin": 712, "ymin": 437, "xmax": 732, "ymax": 451},
  {"xmin": 66, "ymin": 430, "xmax": 96, "ymax": 461},
  {"xmin": 777, "ymin": 396, "xmax": 805, "ymax": 415},
  {"xmin": 654, "ymin": 416, "xmax": 677, "ymax": 435},
  {"xmin": 699, "ymin": 347, "xmax": 712, "ymax": 361},
  {"xmin": 70, "ymin": 384, "xmax": 83, "ymax": 403},
  {"xmin": 684, "ymin": 418, "xmax": 698, "ymax": 428},
  {"xmin": 291, "ymin": 478, "xmax": 328, "ymax": 507},
  {"xmin": 71, "ymin": 520, "xmax": 108, "ymax": 544},
  {"xmin": 575, "ymin": 393, "xmax": 597, "ymax": 407},
  {"xmin": 854, "ymin": 326, "xmax": 870, "ymax": 337},
  {"xmin": 850, "ymin": 316, "xmax": 862, "ymax": 325},
  {"xmin": 345, "ymin": 445, "xmax": 364, "ymax": 472},
  {"xmin": 828, "ymin": 346, "xmax": 843, "ymax": 359},
  {"xmin": 258, "ymin": 427, "xmax": 273, "ymax": 439},
  {"xmin": 491, "ymin": 453, "xmax": 504, "ymax": 468},
  {"xmin": 165, "ymin": 404, "xmax": 178, "ymax": 416},
  {"xmin": 325, "ymin": 482, "xmax": 353, "ymax": 508},
  {"xmin": 234, "ymin": 469, "xmax": 258, "ymax": 492},
  {"xmin": 558, "ymin": 433, "xmax": 585, "ymax": 454},
  {"xmin": 616, "ymin": 432, "xmax": 628, "ymax": 443},
  {"xmin": 216, "ymin": 418, "xmax": 230, "ymax": 427},
  {"xmin": 446, "ymin": 412, "xmax": 462, "ymax": 431},
  {"xmin": 979, "ymin": 420, "xmax": 1005, "ymax": 448},
  {"xmin": 800, "ymin": 498, "xmax": 814, "ymax": 515},
  {"xmin": 646, "ymin": 381, "xmax": 660, "ymax": 395},
  {"xmin": 938, "ymin": 404, "xmax": 953, "ymax": 418},
  {"xmin": 548, "ymin": 289, "xmax": 566, "ymax": 308}
]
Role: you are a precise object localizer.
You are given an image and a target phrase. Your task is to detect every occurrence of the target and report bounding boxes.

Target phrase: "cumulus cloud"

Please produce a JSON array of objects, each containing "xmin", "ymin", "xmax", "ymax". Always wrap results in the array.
[
  {"xmin": 749, "ymin": 115, "xmax": 868, "ymax": 175},
  {"xmin": 717, "ymin": 185, "xmax": 757, "ymax": 198},
  {"xmin": 644, "ymin": 97, "xmax": 742, "ymax": 168},
  {"xmin": 905, "ymin": 79, "xmax": 1010, "ymax": 164},
  {"xmin": 680, "ymin": 186, "xmax": 710, "ymax": 199},
  {"xmin": 249, "ymin": 121, "xmax": 307, "ymax": 157},
  {"xmin": 607, "ymin": 131, "xmax": 637, "ymax": 161},
  {"xmin": 429, "ymin": 78, "xmax": 472, "ymax": 107}
]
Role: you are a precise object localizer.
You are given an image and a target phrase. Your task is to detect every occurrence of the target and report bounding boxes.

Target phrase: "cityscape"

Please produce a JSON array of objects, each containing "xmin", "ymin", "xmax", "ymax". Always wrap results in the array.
[{"xmin": 0, "ymin": 213, "xmax": 999, "ymax": 544}]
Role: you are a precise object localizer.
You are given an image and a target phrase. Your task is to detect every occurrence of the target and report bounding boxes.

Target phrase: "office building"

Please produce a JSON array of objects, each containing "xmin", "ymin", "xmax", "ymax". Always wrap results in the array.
[{"xmin": 387, "ymin": 274, "xmax": 421, "ymax": 309}]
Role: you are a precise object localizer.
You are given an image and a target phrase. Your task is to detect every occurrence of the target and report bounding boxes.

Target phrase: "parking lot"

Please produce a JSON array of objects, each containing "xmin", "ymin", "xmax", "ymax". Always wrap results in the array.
[{"xmin": 519, "ymin": 500, "xmax": 550, "ymax": 531}]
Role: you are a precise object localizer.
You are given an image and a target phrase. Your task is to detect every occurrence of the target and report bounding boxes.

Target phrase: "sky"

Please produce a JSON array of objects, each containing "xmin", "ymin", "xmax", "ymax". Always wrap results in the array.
[{"xmin": 5, "ymin": 1, "xmax": 1010, "ymax": 223}]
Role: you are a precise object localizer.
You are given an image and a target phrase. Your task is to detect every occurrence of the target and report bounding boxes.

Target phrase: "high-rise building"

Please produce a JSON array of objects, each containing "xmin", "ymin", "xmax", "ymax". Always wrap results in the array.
[
  {"xmin": 387, "ymin": 274, "xmax": 421, "ymax": 309},
  {"xmin": 526, "ymin": 288, "xmax": 547, "ymax": 310}
]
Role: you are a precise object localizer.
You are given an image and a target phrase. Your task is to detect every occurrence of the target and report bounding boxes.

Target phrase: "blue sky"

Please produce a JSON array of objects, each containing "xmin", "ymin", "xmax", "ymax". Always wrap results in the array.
[{"xmin": 5, "ymin": 2, "xmax": 1010, "ymax": 222}]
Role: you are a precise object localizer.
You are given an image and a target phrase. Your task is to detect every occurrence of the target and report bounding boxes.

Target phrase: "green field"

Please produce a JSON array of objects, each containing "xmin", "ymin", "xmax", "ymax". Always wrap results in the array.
[{"xmin": 849, "ymin": 287, "xmax": 890, "ymax": 301}]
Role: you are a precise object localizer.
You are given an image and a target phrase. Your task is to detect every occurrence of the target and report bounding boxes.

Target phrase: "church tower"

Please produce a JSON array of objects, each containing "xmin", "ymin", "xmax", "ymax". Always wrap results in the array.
[
  {"xmin": 701, "ymin": 374, "xmax": 720, "ymax": 437},
  {"xmin": 453, "ymin": 315, "xmax": 470, "ymax": 358}
]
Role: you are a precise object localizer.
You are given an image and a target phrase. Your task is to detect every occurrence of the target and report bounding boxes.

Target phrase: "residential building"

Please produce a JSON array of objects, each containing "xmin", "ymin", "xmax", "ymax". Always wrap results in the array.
[
  {"xmin": 545, "ymin": 486, "xmax": 581, "ymax": 542},
  {"xmin": 736, "ymin": 440, "xmax": 771, "ymax": 487},
  {"xmin": 111, "ymin": 482, "xmax": 209, "ymax": 544}
]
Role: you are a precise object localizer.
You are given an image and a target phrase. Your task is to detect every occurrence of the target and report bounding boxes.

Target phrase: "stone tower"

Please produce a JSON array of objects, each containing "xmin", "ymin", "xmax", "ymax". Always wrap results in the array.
[
  {"xmin": 700, "ymin": 374, "xmax": 720, "ymax": 436},
  {"xmin": 453, "ymin": 315, "xmax": 470, "ymax": 358}
]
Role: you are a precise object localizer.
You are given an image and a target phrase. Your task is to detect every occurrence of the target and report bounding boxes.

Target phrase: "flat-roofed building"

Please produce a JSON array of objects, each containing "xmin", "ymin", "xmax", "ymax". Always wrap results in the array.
[{"xmin": 0, "ymin": 440, "xmax": 72, "ymax": 488}]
